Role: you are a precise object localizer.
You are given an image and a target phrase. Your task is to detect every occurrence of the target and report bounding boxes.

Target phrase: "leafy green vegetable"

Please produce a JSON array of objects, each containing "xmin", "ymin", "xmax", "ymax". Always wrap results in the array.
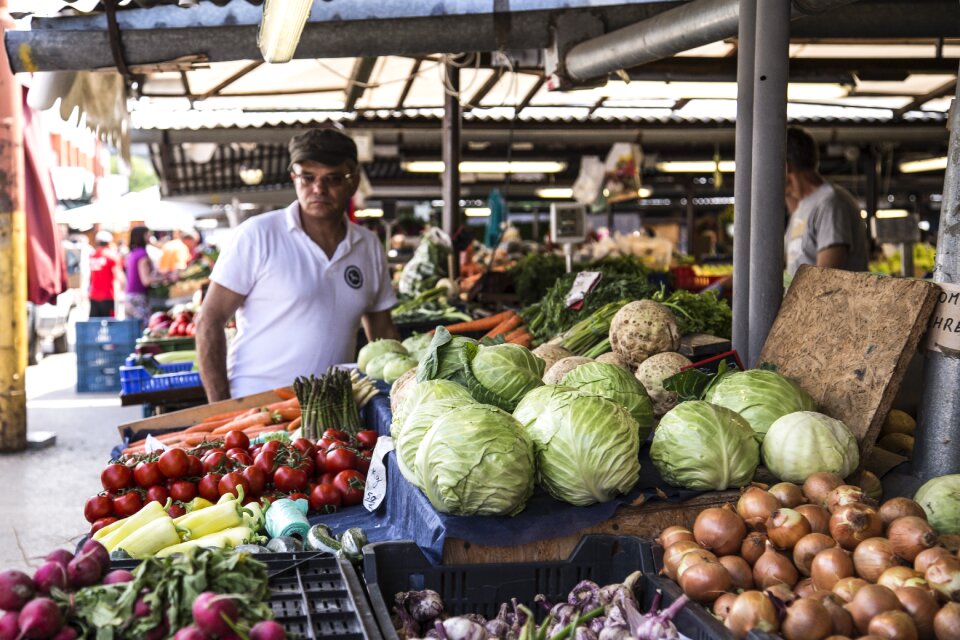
[
  {"xmin": 762, "ymin": 411, "xmax": 859, "ymax": 483},
  {"xmin": 391, "ymin": 379, "xmax": 474, "ymax": 440},
  {"xmin": 915, "ymin": 475, "xmax": 960, "ymax": 535},
  {"xmin": 704, "ymin": 369, "xmax": 816, "ymax": 442},
  {"xmin": 561, "ymin": 361, "xmax": 655, "ymax": 439},
  {"xmin": 396, "ymin": 397, "xmax": 463, "ymax": 488},
  {"xmin": 663, "ymin": 360, "xmax": 738, "ymax": 402},
  {"xmin": 507, "ymin": 253, "xmax": 568, "ymax": 306},
  {"xmin": 651, "ymin": 286, "xmax": 732, "ymax": 339}
]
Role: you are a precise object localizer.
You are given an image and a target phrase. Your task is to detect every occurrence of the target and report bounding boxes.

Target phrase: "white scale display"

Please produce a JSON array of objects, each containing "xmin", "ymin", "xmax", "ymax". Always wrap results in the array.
[{"xmin": 550, "ymin": 203, "xmax": 588, "ymax": 273}]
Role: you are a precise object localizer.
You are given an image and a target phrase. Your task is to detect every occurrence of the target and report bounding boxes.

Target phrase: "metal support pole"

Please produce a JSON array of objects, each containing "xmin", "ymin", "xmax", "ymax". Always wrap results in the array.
[
  {"xmin": 0, "ymin": 0, "xmax": 27, "ymax": 452},
  {"xmin": 901, "ymin": 241, "xmax": 915, "ymax": 278},
  {"xmin": 864, "ymin": 146, "xmax": 879, "ymax": 221},
  {"xmin": 733, "ymin": 0, "xmax": 756, "ymax": 365},
  {"xmin": 441, "ymin": 61, "xmax": 461, "ymax": 278},
  {"xmin": 685, "ymin": 183, "xmax": 696, "ymax": 257},
  {"xmin": 914, "ymin": 76, "xmax": 960, "ymax": 480},
  {"xmin": 747, "ymin": 0, "xmax": 790, "ymax": 366}
]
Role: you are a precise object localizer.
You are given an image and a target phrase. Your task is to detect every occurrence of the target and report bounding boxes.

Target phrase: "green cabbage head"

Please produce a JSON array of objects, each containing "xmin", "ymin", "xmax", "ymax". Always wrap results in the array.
[
  {"xmin": 383, "ymin": 357, "xmax": 418, "ymax": 384},
  {"xmin": 395, "ymin": 398, "xmax": 463, "ymax": 489},
  {"xmin": 416, "ymin": 327, "xmax": 478, "ymax": 388},
  {"xmin": 914, "ymin": 475, "xmax": 960, "ymax": 535},
  {"xmin": 513, "ymin": 387, "xmax": 640, "ymax": 506},
  {"xmin": 367, "ymin": 352, "xmax": 406, "ymax": 380},
  {"xmin": 561, "ymin": 362, "xmax": 655, "ymax": 440},
  {"xmin": 650, "ymin": 400, "xmax": 760, "ymax": 491},
  {"xmin": 402, "ymin": 333, "xmax": 433, "ymax": 361},
  {"xmin": 416, "ymin": 403, "xmax": 536, "ymax": 516},
  {"xmin": 358, "ymin": 339, "xmax": 407, "ymax": 373},
  {"xmin": 762, "ymin": 411, "xmax": 860, "ymax": 483},
  {"xmin": 704, "ymin": 369, "xmax": 816, "ymax": 441},
  {"xmin": 390, "ymin": 379, "xmax": 474, "ymax": 440}
]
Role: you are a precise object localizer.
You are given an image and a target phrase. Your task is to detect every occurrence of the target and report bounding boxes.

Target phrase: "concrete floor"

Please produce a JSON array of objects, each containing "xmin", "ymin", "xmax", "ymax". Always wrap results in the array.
[{"xmin": 0, "ymin": 352, "xmax": 141, "ymax": 572}]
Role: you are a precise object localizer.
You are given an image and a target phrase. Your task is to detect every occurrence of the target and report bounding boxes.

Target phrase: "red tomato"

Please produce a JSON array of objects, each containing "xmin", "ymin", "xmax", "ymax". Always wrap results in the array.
[
  {"xmin": 202, "ymin": 451, "xmax": 230, "ymax": 473},
  {"xmin": 226, "ymin": 450, "xmax": 253, "ymax": 467},
  {"xmin": 134, "ymin": 461, "xmax": 164, "ymax": 488},
  {"xmin": 294, "ymin": 456, "xmax": 315, "ymax": 477},
  {"xmin": 112, "ymin": 491, "xmax": 143, "ymax": 518},
  {"xmin": 318, "ymin": 436, "xmax": 342, "ymax": 450},
  {"xmin": 166, "ymin": 503, "xmax": 186, "ymax": 518},
  {"xmin": 224, "ymin": 431, "xmax": 250, "ymax": 451},
  {"xmin": 323, "ymin": 429, "xmax": 350, "ymax": 443},
  {"xmin": 218, "ymin": 472, "xmax": 250, "ymax": 499},
  {"xmin": 168, "ymin": 480, "xmax": 197, "ymax": 502},
  {"xmin": 287, "ymin": 492, "xmax": 309, "ymax": 503},
  {"xmin": 198, "ymin": 473, "xmax": 223, "ymax": 502},
  {"xmin": 309, "ymin": 483, "xmax": 342, "ymax": 514},
  {"xmin": 145, "ymin": 485, "xmax": 169, "ymax": 505},
  {"xmin": 186, "ymin": 455, "xmax": 203, "ymax": 478},
  {"xmin": 261, "ymin": 440, "xmax": 283, "ymax": 455},
  {"xmin": 158, "ymin": 449, "xmax": 190, "ymax": 479},
  {"xmin": 333, "ymin": 470, "xmax": 366, "ymax": 507},
  {"xmin": 291, "ymin": 438, "xmax": 315, "ymax": 457},
  {"xmin": 326, "ymin": 446, "xmax": 359, "ymax": 474},
  {"xmin": 254, "ymin": 451, "xmax": 277, "ymax": 476},
  {"xmin": 101, "ymin": 463, "xmax": 134, "ymax": 492},
  {"xmin": 356, "ymin": 451, "xmax": 371, "ymax": 474},
  {"xmin": 249, "ymin": 445, "xmax": 262, "ymax": 460},
  {"xmin": 83, "ymin": 495, "xmax": 114, "ymax": 523},
  {"xmin": 242, "ymin": 466, "xmax": 266, "ymax": 495},
  {"xmin": 356, "ymin": 430, "xmax": 378, "ymax": 449},
  {"xmin": 313, "ymin": 449, "xmax": 328, "ymax": 475},
  {"xmin": 317, "ymin": 472, "xmax": 337, "ymax": 485},
  {"xmin": 273, "ymin": 465, "xmax": 308, "ymax": 493},
  {"xmin": 90, "ymin": 517, "xmax": 117, "ymax": 535}
]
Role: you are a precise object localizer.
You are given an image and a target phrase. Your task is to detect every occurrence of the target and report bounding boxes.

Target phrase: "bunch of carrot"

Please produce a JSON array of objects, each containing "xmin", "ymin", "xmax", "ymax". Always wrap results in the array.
[{"xmin": 442, "ymin": 310, "xmax": 533, "ymax": 348}]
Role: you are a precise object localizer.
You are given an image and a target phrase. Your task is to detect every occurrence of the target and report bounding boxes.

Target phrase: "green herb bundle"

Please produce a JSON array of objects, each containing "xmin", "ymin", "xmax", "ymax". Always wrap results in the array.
[
  {"xmin": 652, "ymin": 286, "xmax": 732, "ymax": 340},
  {"xmin": 507, "ymin": 253, "xmax": 567, "ymax": 306}
]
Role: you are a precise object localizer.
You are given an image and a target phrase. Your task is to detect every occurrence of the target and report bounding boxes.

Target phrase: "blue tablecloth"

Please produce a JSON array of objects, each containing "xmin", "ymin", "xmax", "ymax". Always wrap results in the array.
[{"xmin": 311, "ymin": 389, "xmax": 702, "ymax": 564}]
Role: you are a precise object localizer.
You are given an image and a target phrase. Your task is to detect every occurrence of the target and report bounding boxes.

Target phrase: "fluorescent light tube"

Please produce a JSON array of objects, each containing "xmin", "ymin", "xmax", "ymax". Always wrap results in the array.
[
  {"xmin": 402, "ymin": 161, "xmax": 567, "ymax": 174},
  {"xmin": 465, "ymin": 207, "xmax": 491, "ymax": 217},
  {"xmin": 355, "ymin": 208, "xmax": 384, "ymax": 218},
  {"xmin": 656, "ymin": 161, "xmax": 736, "ymax": 173},
  {"xmin": 258, "ymin": 0, "xmax": 313, "ymax": 64},
  {"xmin": 899, "ymin": 156, "xmax": 948, "ymax": 174},
  {"xmin": 876, "ymin": 209, "xmax": 910, "ymax": 219},
  {"xmin": 536, "ymin": 187, "xmax": 573, "ymax": 198}
]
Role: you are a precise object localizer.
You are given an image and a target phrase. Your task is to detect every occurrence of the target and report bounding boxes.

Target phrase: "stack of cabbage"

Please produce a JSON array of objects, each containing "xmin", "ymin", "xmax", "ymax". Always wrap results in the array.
[{"xmin": 357, "ymin": 334, "xmax": 435, "ymax": 384}]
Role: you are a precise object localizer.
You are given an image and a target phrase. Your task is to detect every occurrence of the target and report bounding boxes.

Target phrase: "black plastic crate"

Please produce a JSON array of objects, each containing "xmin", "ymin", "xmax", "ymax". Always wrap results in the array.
[{"xmin": 363, "ymin": 535, "xmax": 725, "ymax": 640}]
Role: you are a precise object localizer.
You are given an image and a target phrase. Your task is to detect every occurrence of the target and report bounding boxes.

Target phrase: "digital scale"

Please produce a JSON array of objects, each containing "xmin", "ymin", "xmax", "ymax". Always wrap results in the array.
[{"xmin": 549, "ymin": 202, "xmax": 588, "ymax": 273}]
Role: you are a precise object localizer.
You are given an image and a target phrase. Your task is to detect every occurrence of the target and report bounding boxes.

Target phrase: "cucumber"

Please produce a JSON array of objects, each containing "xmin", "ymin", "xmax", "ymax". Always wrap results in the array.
[
  {"xmin": 306, "ymin": 524, "xmax": 341, "ymax": 554},
  {"xmin": 338, "ymin": 527, "xmax": 368, "ymax": 563},
  {"xmin": 266, "ymin": 536, "xmax": 303, "ymax": 553}
]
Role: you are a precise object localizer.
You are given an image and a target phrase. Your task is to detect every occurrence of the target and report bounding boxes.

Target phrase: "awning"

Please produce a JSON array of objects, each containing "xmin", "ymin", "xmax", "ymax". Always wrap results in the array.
[{"xmin": 56, "ymin": 185, "xmax": 213, "ymax": 231}]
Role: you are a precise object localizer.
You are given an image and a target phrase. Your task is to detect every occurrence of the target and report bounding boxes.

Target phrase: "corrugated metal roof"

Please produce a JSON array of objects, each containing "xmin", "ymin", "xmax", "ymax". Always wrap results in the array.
[{"xmin": 10, "ymin": 0, "xmax": 262, "ymax": 18}]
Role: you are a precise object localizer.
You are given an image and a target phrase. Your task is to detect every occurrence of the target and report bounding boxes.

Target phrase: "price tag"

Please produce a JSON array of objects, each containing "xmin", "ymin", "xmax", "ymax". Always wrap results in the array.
[
  {"xmin": 565, "ymin": 271, "xmax": 602, "ymax": 310},
  {"xmin": 363, "ymin": 435, "xmax": 394, "ymax": 512},
  {"xmin": 926, "ymin": 282, "xmax": 960, "ymax": 355},
  {"xmin": 144, "ymin": 434, "xmax": 168, "ymax": 453}
]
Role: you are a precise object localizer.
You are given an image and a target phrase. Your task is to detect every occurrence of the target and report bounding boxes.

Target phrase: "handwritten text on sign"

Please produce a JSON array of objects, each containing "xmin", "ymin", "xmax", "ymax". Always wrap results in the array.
[
  {"xmin": 363, "ymin": 435, "xmax": 394, "ymax": 512},
  {"xmin": 926, "ymin": 282, "xmax": 960, "ymax": 355}
]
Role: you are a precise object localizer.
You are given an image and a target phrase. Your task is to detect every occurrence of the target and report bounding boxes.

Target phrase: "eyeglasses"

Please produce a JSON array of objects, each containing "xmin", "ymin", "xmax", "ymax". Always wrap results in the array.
[{"xmin": 292, "ymin": 172, "xmax": 353, "ymax": 189}]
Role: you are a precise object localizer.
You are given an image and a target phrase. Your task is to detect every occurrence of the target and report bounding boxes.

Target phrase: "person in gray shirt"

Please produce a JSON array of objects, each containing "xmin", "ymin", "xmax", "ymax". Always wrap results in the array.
[{"xmin": 783, "ymin": 126, "xmax": 869, "ymax": 278}]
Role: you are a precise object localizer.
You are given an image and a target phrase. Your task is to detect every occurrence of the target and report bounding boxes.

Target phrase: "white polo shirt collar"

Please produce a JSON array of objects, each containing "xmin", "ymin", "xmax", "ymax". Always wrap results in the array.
[{"xmin": 284, "ymin": 201, "xmax": 358, "ymax": 263}]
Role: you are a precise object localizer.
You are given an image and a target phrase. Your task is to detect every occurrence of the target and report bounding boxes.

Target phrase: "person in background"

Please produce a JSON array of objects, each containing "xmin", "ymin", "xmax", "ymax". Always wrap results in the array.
[
  {"xmin": 88, "ymin": 230, "xmax": 123, "ymax": 317},
  {"xmin": 158, "ymin": 229, "xmax": 192, "ymax": 274},
  {"xmin": 182, "ymin": 230, "xmax": 201, "ymax": 262},
  {"xmin": 197, "ymin": 128, "xmax": 400, "ymax": 401},
  {"xmin": 124, "ymin": 226, "xmax": 161, "ymax": 323}
]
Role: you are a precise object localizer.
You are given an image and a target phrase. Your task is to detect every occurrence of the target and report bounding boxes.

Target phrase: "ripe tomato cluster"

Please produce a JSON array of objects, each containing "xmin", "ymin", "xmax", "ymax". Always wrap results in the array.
[{"xmin": 84, "ymin": 429, "xmax": 379, "ymax": 532}]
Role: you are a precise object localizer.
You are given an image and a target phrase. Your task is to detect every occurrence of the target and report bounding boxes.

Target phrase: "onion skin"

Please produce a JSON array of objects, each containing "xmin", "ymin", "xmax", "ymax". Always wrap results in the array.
[
  {"xmin": 811, "ymin": 593, "xmax": 856, "ymax": 637},
  {"xmin": 879, "ymin": 497, "xmax": 927, "ymax": 527},
  {"xmin": 738, "ymin": 487, "xmax": 781, "ymax": 531},
  {"xmin": 765, "ymin": 582, "xmax": 799, "ymax": 605},
  {"xmin": 795, "ymin": 578, "xmax": 818, "ymax": 598},
  {"xmin": 725, "ymin": 591, "xmax": 780, "ymax": 640},
  {"xmin": 844, "ymin": 584, "xmax": 903, "ymax": 634},
  {"xmin": 694, "ymin": 506, "xmax": 747, "ymax": 556},
  {"xmin": 771, "ymin": 482, "xmax": 806, "ymax": 508},
  {"xmin": 755, "ymin": 542, "xmax": 800, "ymax": 589},
  {"xmin": 782, "ymin": 598, "xmax": 833, "ymax": 640},
  {"xmin": 933, "ymin": 601, "xmax": 960, "ymax": 640},
  {"xmin": 826, "ymin": 485, "xmax": 876, "ymax": 514},
  {"xmin": 679, "ymin": 560, "xmax": 732, "ymax": 603},
  {"xmin": 924, "ymin": 556, "xmax": 960, "ymax": 602},
  {"xmin": 657, "ymin": 526, "xmax": 695, "ymax": 549},
  {"xmin": 867, "ymin": 610, "xmax": 918, "ymax": 640},
  {"xmin": 676, "ymin": 549, "xmax": 719, "ymax": 581},
  {"xmin": 877, "ymin": 566, "xmax": 926, "ymax": 592},
  {"xmin": 832, "ymin": 577, "xmax": 869, "ymax": 603},
  {"xmin": 812, "ymin": 547, "xmax": 856, "ymax": 591},
  {"xmin": 712, "ymin": 592, "xmax": 738, "ymax": 621},
  {"xmin": 719, "ymin": 555, "xmax": 755, "ymax": 591},
  {"xmin": 859, "ymin": 471, "xmax": 883, "ymax": 504},
  {"xmin": 914, "ymin": 547, "xmax": 953, "ymax": 575},
  {"xmin": 895, "ymin": 586, "xmax": 938, "ymax": 640},
  {"xmin": 662, "ymin": 540, "xmax": 702, "ymax": 581},
  {"xmin": 768, "ymin": 508, "xmax": 813, "ymax": 551},
  {"xmin": 830, "ymin": 504, "xmax": 884, "ymax": 550},
  {"xmin": 852, "ymin": 537, "xmax": 904, "ymax": 583},
  {"xmin": 804, "ymin": 472, "xmax": 845, "ymax": 506},
  {"xmin": 889, "ymin": 517, "xmax": 938, "ymax": 563},
  {"xmin": 795, "ymin": 533, "xmax": 839, "ymax": 576},
  {"xmin": 742, "ymin": 532, "xmax": 769, "ymax": 566},
  {"xmin": 798, "ymin": 504, "xmax": 833, "ymax": 535},
  {"xmin": 939, "ymin": 534, "xmax": 960, "ymax": 554}
]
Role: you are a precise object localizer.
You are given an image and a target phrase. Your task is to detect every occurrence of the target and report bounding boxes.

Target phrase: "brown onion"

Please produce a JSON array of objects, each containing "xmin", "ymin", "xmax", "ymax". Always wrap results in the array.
[
  {"xmin": 725, "ymin": 590, "xmax": 780, "ymax": 639},
  {"xmin": 679, "ymin": 559, "xmax": 732, "ymax": 603},
  {"xmin": 694, "ymin": 505, "xmax": 747, "ymax": 556},
  {"xmin": 914, "ymin": 546, "xmax": 953, "ymax": 574},
  {"xmin": 742, "ymin": 532, "xmax": 769, "ymax": 566},
  {"xmin": 867, "ymin": 610, "xmax": 918, "ymax": 640},
  {"xmin": 933, "ymin": 602, "xmax": 960, "ymax": 640},
  {"xmin": 804, "ymin": 472, "xmax": 845, "ymax": 505},
  {"xmin": 895, "ymin": 586, "xmax": 938, "ymax": 640},
  {"xmin": 853, "ymin": 537, "xmax": 903, "ymax": 582},
  {"xmin": 888, "ymin": 517, "xmax": 937, "ymax": 563},
  {"xmin": 657, "ymin": 525, "xmax": 695, "ymax": 549},
  {"xmin": 877, "ymin": 566, "xmax": 926, "ymax": 592},
  {"xmin": 879, "ymin": 497, "xmax": 927, "ymax": 527},
  {"xmin": 768, "ymin": 508, "xmax": 813, "ymax": 551},
  {"xmin": 795, "ymin": 533, "xmax": 839, "ymax": 576},
  {"xmin": 712, "ymin": 591, "xmax": 738, "ymax": 621},
  {"xmin": 662, "ymin": 540, "xmax": 702, "ymax": 581},
  {"xmin": 844, "ymin": 584, "xmax": 902, "ymax": 634},
  {"xmin": 939, "ymin": 534, "xmax": 960, "ymax": 554},
  {"xmin": 826, "ymin": 486, "xmax": 876, "ymax": 513},
  {"xmin": 720, "ymin": 555, "xmax": 755, "ymax": 591},
  {"xmin": 832, "ymin": 577, "xmax": 869, "ymax": 603},
  {"xmin": 676, "ymin": 549, "xmax": 719, "ymax": 580},
  {"xmin": 859, "ymin": 471, "xmax": 883, "ymax": 504},
  {"xmin": 738, "ymin": 487, "xmax": 781, "ymax": 531},
  {"xmin": 782, "ymin": 598, "xmax": 833, "ymax": 640},
  {"xmin": 812, "ymin": 547, "xmax": 855, "ymax": 591},
  {"xmin": 765, "ymin": 582, "xmax": 799, "ymax": 605},
  {"xmin": 770, "ymin": 482, "xmax": 806, "ymax": 508},
  {"xmin": 812, "ymin": 593, "xmax": 856, "ymax": 637},
  {"xmin": 798, "ymin": 504, "xmax": 832, "ymax": 535},
  {"xmin": 755, "ymin": 542, "xmax": 799, "ymax": 589},
  {"xmin": 924, "ymin": 556, "xmax": 960, "ymax": 602},
  {"xmin": 795, "ymin": 578, "xmax": 818, "ymax": 598},
  {"xmin": 830, "ymin": 504, "xmax": 884, "ymax": 550}
]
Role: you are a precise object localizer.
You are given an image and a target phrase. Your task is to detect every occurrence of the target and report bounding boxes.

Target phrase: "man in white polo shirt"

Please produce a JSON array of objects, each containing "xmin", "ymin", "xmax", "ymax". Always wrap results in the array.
[{"xmin": 197, "ymin": 128, "xmax": 399, "ymax": 401}]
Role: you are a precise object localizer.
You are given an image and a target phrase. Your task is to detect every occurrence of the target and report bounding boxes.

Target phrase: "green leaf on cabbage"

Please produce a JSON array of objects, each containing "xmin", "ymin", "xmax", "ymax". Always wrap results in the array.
[
  {"xmin": 761, "ymin": 411, "xmax": 859, "ymax": 483},
  {"xmin": 390, "ymin": 379, "xmax": 474, "ymax": 440},
  {"xmin": 395, "ymin": 398, "xmax": 464, "ymax": 489},
  {"xmin": 416, "ymin": 326, "xmax": 478, "ymax": 387},
  {"xmin": 914, "ymin": 475, "xmax": 960, "ymax": 535},
  {"xmin": 358, "ymin": 339, "xmax": 406, "ymax": 373},
  {"xmin": 561, "ymin": 361, "xmax": 654, "ymax": 440},
  {"xmin": 704, "ymin": 369, "xmax": 815, "ymax": 441}
]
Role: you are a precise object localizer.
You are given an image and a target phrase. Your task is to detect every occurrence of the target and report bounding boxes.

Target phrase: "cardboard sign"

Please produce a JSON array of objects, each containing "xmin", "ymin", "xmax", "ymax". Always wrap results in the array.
[
  {"xmin": 926, "ymin": 282, "xmax": 960, "ymax": 355},
  {"xmin": 363, "ymin": 435, "xmax": 394, "ymax": 512},
  {"xmin": 565, "ymin": 271, "xmax": 601, "ymax": 310}
]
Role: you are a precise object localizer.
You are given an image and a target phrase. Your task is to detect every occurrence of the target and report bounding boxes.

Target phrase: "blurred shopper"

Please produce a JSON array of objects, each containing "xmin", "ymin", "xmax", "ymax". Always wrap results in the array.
[
  {"xmin": 124, "ymin": 226, "xmax": 161, "ymax": 323},
  {"xmin": 158, "ymin": 229, "xmax": 192, "ymax": 274},
  {"xmin": 88, "ymin": 230, "xmax": 123, "ymax": 317}
]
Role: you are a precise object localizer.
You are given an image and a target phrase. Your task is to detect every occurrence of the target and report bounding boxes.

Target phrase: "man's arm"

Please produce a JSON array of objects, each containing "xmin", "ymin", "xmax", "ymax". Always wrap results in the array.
[
  {"xmin": 816, "ymin": 244, "xmax": 849, "ymax": 269},
  {"xmin": 196, "ymin": 282, "xmax": 246, "ymax": 402},
  {"xmin": 361, "ymin": 309, "xmax": 400, "ymax": 342}
]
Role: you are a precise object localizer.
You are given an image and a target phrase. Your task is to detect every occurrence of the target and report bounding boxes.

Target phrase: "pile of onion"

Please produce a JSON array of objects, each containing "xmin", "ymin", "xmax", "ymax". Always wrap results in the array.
[{"xmin": 656, "ymin": 474, "xmax": 960, "ymax": 640}]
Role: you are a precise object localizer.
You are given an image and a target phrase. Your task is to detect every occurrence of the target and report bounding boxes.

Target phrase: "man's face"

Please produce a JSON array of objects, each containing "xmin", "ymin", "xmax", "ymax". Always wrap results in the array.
[{"xmin": 291, "ymin": 160, "xmax": 358, "ymax": 223}]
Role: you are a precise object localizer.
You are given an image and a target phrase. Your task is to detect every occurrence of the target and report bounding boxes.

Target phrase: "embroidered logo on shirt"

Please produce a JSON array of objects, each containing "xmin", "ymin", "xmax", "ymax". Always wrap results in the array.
[{"xmin": 344, "ymin": 265, "xmax": 364, "ymax": 289}]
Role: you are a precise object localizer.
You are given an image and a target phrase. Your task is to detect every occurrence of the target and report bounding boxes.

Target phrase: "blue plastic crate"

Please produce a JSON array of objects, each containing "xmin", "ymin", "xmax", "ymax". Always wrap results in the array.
[
  {"xmin": 77, "ymin": 363, "xmax": 123, "ymax": 393},
  {"xmin": 119, "ymin": 365, "xmax": 201, "ymax": 395},
  {"xmin": 76, "ymin": 319, "xmax": 141, "ymax": 348}
]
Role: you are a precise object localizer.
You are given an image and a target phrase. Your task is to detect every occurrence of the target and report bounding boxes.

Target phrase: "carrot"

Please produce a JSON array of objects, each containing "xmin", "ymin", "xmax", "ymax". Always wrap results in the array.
[
  {"xmin": 183, "ymin": 418, "xmax": 233, "ymax": 434},
  {"xmin": 286, "ymin": 417, "xmax": 302, "ymax": 433},
  {"xmin": 181, "ymin": 433, "xmax": 215, "ymax": 447},
  {"xmin": 155, "ymin": 433, "xmax": 186, "ymax": 444},
  {"xmin": 245, "ymin": 423, "xmax": 288, "ymax": 437},
  {"xmin": 483, "ymin": 312, "xmax": 522, "ymax": 339},
  {"xmin": 442, "ymin": 310, "xmax": 516, "ymax": 335},
  {"xmin": 274, "ymin": 407, "xmax": 301, "ymax": 422},
  {"xmin": 505, "ymin": 326, "xmax": 529, "ymax": 342},
  {"xmin": 212, "ymin": 411, "xmax": 274, "ymax": 434},
  {"xmin": 263, "ymin": 398, "xmax": 300, "ymax": 412},
  {"xmin": 200, "ymin": 408, "xmax": 250, "ymax": 423},
  {"xmin": 273, "ymin": 387, "xmax": 297, "ymax": 400}
]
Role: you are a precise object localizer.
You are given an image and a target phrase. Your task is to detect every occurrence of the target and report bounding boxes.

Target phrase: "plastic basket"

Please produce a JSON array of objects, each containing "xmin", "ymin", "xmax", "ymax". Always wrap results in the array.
[
  {"xmin": 76, "ymin": 319, "xmax": 141, "ymax": 348},
  {"xmin": 76, "ymin": 363, "xmax": 123, "ymax": 393},
  {"xmin": 363, "ymin": 535, "xmax": 723, "ymax": 640},
  {"xmin": 671, "ymin": 265, "xmax": 730, "ymax": 291},
  {"xmin": 119, "ymin": 365, "xmax": 202, "ymax": 394}
]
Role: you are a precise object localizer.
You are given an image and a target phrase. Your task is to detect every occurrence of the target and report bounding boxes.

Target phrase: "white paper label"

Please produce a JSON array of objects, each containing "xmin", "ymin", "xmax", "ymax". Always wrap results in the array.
[
  {"xmin": 926, "ymin": 282, "xmax": 960, "ymax": 355},
  {"xmin": 144, "ymin": 434, "xmax": 168, "ymax": 453},
  {"xmin": 565, "ymin": 271, "xmax": 602, "ymax": 309},
  {"xmin": 363, "ymin": 435, "xmax": 394, "ymax": 512}
]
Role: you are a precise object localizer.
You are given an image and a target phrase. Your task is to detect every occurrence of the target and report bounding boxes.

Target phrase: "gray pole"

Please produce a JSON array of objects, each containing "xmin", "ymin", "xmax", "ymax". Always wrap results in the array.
[
  {"xmin": 913, "ymin": 75, "xmax": 960, "ymax": 480},
  {"xmin": 864, "ymin": 146, "xmax": 879, "ymax": 222},
  {"xmin": 747, "ymin": 0, "xmax": 790, "ymax": 366},
  {"xmin": 733, "ymin": 0, "xmax": 756, "ymax": 365},
  {"xmin": 685, "ymin": 183, "xmax": 696, "ymax": 256},
  {"xmin": 442, "ymin": 61, "xmax": 462, "ymax": 278}
]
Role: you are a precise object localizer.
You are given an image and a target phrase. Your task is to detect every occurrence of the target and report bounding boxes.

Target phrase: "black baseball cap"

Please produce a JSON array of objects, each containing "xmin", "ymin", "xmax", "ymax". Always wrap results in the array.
[{"xmin": 288, "ymin": 128, "xmax": 358, "ymax": 170}]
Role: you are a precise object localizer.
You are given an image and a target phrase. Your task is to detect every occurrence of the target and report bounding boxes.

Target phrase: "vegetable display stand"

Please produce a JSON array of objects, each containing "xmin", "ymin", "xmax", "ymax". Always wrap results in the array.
[
  {"xmin": 364, "ymin": 535, "xmax": 725, "ymax": 640},
  {"xmin": 136, "ymin": 335, "xmax": 197, "ymax": 354}
]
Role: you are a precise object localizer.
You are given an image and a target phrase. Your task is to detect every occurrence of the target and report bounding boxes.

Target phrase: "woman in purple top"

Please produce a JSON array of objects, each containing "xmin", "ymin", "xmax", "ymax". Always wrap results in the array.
[{"xmin": 124, "ymin": 226, "xmax": 159, "ymax": 321}]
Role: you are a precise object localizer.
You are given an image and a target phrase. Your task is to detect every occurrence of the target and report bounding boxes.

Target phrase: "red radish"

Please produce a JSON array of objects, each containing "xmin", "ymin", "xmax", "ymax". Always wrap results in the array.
[
  {"xmin": 43, "ymin": 550, "xmax": 73, "ymax": 569},
  {"xmin": 0, "ymin": 611, "xmax": 19, "ymax": 640},
  {"xmin": 0, "ymin": 570, "xmax": 35, "ymax": 611},
  {"xmin": 250, "ymin": 620, "xmax": 287, "ymax": 640},
  {"xmin": 78, "ymin": 540, "xmax": 110, "ymax": 573},
  {"xmin": 192, "ymin": 592, "xmax": 239, "ymax": 637},
  {"xmin": 52, "ymin": 627, "xmax": 78, "ymax": 640},
  {"xmin": 142, "ymin": 619, "xmax": 169, "ymax": 640},
  {"xmin": 66, "ymin": 556, "xmax": 102, "ymax": 588},
  {"xmin": 17, "ymin": 597, "xmax": 63, "ymax": 639},
  {"xmin": 134, "ymin": 596, "xmax": 152, "ymax": 618},
  {"xmin": 101, "ymin": 570, "xmax": 134, "ymax": 585},
  {"xmin": 172, "ymin": 625, "xmax": 209, "ymax": 640},
  {"xmin": 33, "ymin": 562, "xmax": 69, "ymax": 594}
]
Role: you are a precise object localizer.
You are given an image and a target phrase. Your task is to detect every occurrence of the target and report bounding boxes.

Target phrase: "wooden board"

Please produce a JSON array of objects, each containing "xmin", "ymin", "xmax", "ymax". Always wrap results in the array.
[
  {"xmin": 758, "ymin": 266, "xmax": 938, "ymax": 469},
  {"xmin": 679, "ymin": 333, "xmax": 732, "ymax": 359},
  {"xmin": 441, "ymin": 491, "xmax": 738, "ymax": 564}
]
